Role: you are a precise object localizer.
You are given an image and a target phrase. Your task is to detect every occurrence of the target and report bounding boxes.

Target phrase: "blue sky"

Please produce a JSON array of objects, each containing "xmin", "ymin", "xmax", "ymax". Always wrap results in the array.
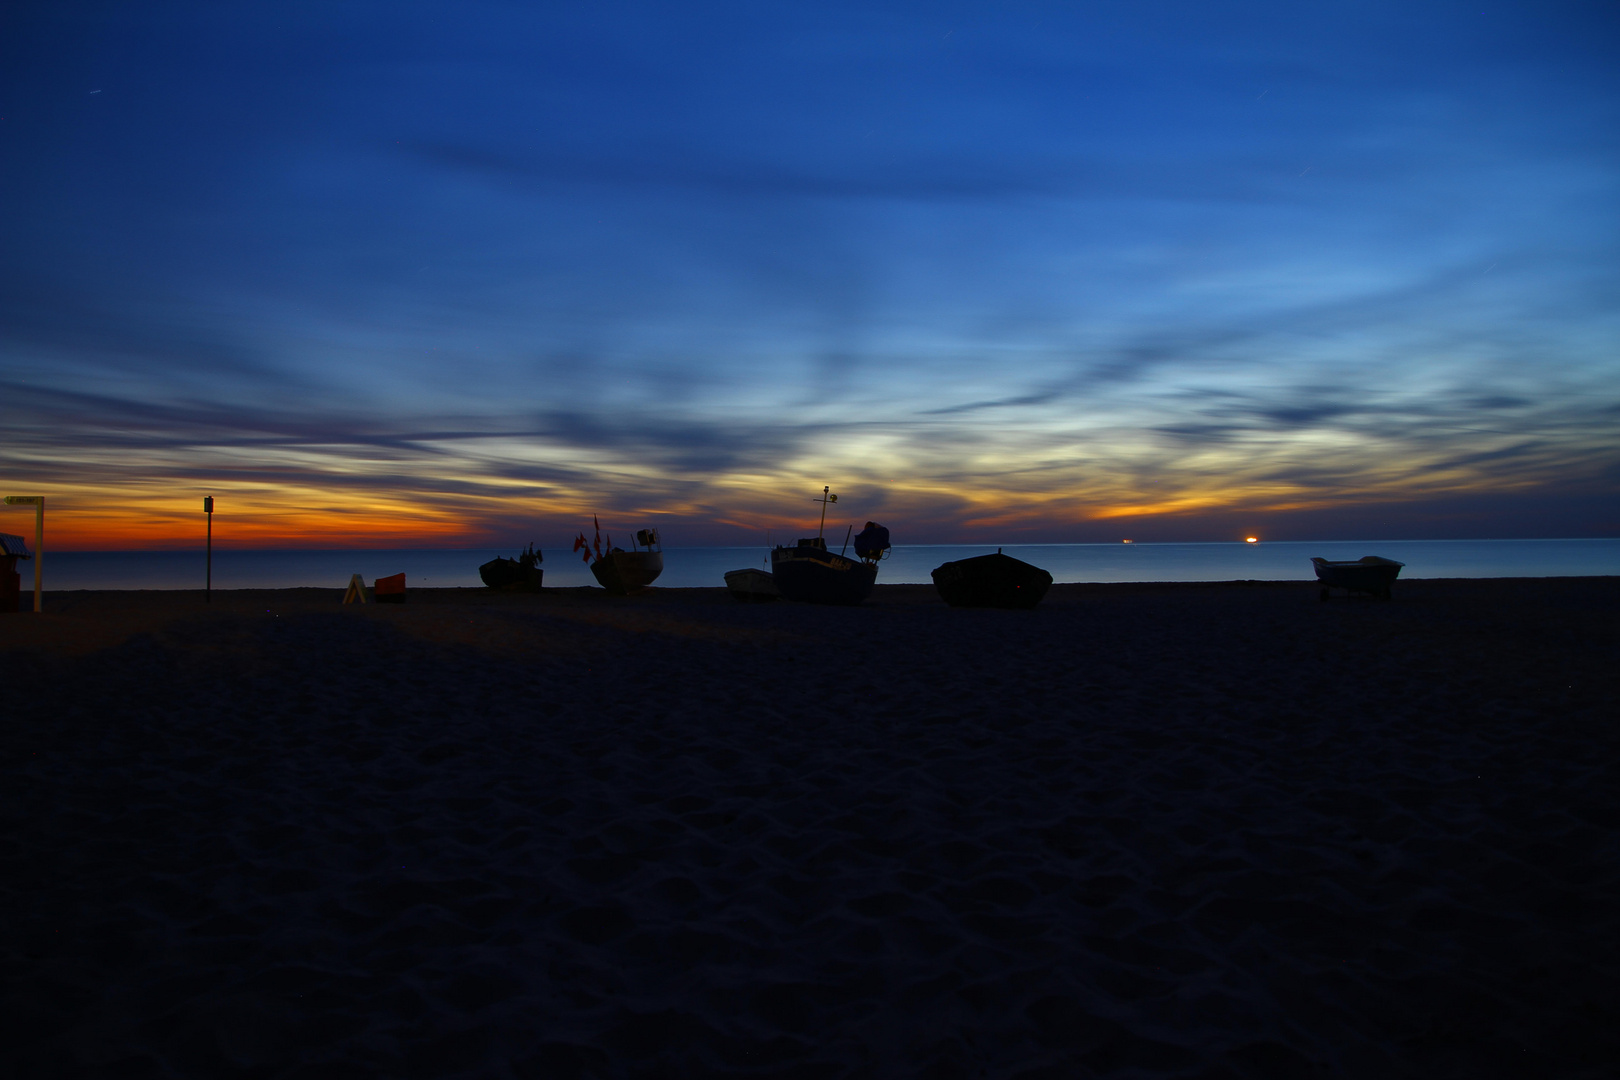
[{"xmin": 2, "ymin": 1, "xmax": 1616, "ymax": 547}]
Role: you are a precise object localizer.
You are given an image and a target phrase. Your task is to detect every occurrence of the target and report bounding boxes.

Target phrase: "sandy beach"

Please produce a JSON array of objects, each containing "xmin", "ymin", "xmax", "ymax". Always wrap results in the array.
[{"xmin": 2, "ymin": 577, "xmax": 1616, "ymax": 1078}]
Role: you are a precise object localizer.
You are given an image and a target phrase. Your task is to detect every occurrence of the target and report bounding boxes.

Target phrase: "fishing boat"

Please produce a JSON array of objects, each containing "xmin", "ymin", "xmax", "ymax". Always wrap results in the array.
[
  {"xmin": 1311, "ymin": 555, "xmax": 1403, "ymax": 601},
  {"xmin": 724, "ymin": 567, "xmax": 779, "ymax": 602},
  {"xmin": 770, "ymin": 487, "xmax": 891, "ymax": 606},
  {"xmin": 575, "ymin": 521, "xmax": 663, "ymax": 595},
  {"xmin": 479, "ymin": 543, "xmax": 544, "ymax": 591},
  {"xmin": 931, "ymin": 549, "xmax": 1053, "ymax": 609}
]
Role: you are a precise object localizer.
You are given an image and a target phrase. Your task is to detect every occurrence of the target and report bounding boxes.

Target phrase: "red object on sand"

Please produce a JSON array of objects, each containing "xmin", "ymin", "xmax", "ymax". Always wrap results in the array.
[{"xmin": 374, "ymin": 572, "xmax": 406, "ymax": 603}]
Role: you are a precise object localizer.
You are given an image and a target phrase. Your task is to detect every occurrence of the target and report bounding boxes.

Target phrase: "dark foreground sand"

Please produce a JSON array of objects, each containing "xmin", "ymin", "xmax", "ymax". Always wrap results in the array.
[{"xmin": 2, "ymin": 578, "xmax": 1616, "ymax": 1079}]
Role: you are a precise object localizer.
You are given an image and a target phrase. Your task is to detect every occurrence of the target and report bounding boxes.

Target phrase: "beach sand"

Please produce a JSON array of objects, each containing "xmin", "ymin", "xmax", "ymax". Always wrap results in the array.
[{"xmin": 2, "ymin": 578, "xmax": 1616, "ymax": 1078}]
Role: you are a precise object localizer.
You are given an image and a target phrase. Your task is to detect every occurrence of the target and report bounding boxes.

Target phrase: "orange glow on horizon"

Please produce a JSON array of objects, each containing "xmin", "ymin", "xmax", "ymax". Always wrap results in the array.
[{"xmin": 5, "ymin": 445, "xmax": 1589, "ymax": 550}]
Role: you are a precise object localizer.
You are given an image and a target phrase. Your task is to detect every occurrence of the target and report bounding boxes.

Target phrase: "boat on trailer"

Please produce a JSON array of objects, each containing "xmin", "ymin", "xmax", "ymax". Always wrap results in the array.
[
  {"xmin": 769, "ymin": 487, "xmax": 891, "ymax": 606},
  {"xmin": 1311, "ymin": 555, "xmax": 1403, "ymax": 601},
  {"xmin": 931, "ymin": 549, "xmax": 1053, "ymax": 609}
]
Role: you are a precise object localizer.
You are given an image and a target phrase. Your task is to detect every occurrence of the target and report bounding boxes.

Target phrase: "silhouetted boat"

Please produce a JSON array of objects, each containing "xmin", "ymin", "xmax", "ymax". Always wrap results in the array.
[
  {"xmin": 579, "ymin": 527, "xmax": 663, "ymax": 595},
  {"xmin": 1311, "ymin": 555, "xmax": 1403, "ymax": 601},
  {"xmin": 931, "ymin": 549, "xmax": 1053, "ymax": 609},
  {"xmin": 772, "ymin": 538, "xmax": 876, "ymax": 605},
  {"xmin": 770, "ymin": 488, "xmax": 890, "ymax": 606},
  {"xmin": 479, "ymin": 543, "xmax": 544, "ymax": 591},
  {"xmin": 724, "ymin": 567, "xmax": 779, "ymax": 602}
]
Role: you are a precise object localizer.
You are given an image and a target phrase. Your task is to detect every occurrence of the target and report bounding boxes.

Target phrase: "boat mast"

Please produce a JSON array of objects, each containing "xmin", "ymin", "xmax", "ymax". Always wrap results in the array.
[{"xmin": 815, "ymin": 486, "xmax": 837, "ymax": 540}]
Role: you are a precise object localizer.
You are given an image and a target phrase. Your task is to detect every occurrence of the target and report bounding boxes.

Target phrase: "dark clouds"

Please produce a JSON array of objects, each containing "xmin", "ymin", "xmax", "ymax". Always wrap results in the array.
[{"xmin": 2, "ymin": 1, "xmax": 1618, "ymax": 544}]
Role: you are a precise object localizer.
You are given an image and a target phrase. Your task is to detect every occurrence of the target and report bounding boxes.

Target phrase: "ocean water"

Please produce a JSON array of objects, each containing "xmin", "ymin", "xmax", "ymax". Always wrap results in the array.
[{"xmin": 31, "ymin": 538, "xmax": 1620, "ymax": 591}]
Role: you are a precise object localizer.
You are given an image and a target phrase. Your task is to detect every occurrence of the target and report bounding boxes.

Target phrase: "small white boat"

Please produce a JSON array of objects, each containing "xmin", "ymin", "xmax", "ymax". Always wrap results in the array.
[
  {"xmin": 1311, "ymin": 556, "xmax": 1404, "ymax": 601},
  {"xmin": 724, "ymin": 567, "xmax": 779, "ymax": 602}
]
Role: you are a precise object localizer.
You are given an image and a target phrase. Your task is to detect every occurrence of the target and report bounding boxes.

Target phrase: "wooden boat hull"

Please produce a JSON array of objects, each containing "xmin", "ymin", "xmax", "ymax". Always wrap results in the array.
[
  {"xmin": 590, "ymin": 550, "xmax": 664, "ymax": 595},
  {"xmin": 931, "ymin": 552, "xmax": 1052, "ymax": 609},
  {"xmin": 724, "ymin": 567, "xmax": 779, "ymax": 602},
  {"xmin": 771, "ymin": 544, "xmax": 876, "ymax": 605},
  {"xmin": 1311, "ymin": 556, "xmax": 1403, "ymax": 600},
  {"xmin": 478, "ymin": 558, "xmax": 544, "ymax": 592}
]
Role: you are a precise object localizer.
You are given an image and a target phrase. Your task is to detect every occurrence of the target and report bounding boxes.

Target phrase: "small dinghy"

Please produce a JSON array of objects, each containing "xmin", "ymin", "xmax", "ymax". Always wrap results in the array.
[
  {"xmin": 1311, "ymin": 555, "xmax": 1403, "ymax": 601},
  {"xmin": 931, "ymin": 549, "xmax": 1053, "ymax": 609},
  {"xmin": 724, "ymin": 567, "xmax": 779, "ymax": 602},
  {"xmin": 770, "ymin": 488, "xmax": 891, "ymax": 606},
  {"xmin": 575, "ymin": 521, "xmax": 664, "ymax": 595},
  {"xmin": 479, "ymin": 543, "xmax": 544, "ymax": 591}
]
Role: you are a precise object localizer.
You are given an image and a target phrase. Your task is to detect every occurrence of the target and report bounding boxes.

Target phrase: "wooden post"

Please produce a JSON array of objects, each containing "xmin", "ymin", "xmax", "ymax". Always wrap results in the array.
[
  {"xmin": 204, "ymin": 496, "xmax": 214, "ymax": 603},
  {"xmin": 4, "ymin": 496, "xmax": 43, "ymax": 612}
]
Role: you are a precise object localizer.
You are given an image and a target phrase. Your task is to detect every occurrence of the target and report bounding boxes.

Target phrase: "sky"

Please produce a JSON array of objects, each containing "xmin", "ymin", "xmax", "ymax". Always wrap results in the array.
[{"xmin": 2, "ymin": 0, "xmax": 1617, "ymax": 550}]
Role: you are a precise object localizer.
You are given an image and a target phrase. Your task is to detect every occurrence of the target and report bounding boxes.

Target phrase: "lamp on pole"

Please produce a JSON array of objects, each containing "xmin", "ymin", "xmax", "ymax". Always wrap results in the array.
[
  {"xmin": 204, "ymin": 497, "xmax": 214, "ymax": 603},
  {"xmin": 4, "ymin": 496, "xmax": 43, "ymax": 613}
]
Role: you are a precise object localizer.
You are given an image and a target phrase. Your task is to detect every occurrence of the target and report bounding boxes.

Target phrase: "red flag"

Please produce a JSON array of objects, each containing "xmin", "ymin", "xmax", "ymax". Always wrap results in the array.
[{"xmin": 592, "ymin": 515, "xmax": 603, "ymax": 560}]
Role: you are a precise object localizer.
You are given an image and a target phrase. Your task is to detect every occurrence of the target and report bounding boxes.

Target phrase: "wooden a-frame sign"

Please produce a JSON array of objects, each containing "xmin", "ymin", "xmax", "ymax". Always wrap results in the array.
[{"xmin": 343, "ymin": 574, "xmax": 368, "ymax": 604}]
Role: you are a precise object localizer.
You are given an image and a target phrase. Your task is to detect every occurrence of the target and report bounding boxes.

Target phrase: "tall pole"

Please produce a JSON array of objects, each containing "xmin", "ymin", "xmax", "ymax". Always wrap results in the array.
[{"xmin": 204, "ymin": 496, "xmax": 213, "ymax": 603}]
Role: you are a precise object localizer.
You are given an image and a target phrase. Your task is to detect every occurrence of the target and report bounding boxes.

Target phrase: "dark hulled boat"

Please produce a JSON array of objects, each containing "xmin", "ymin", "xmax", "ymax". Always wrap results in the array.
[
  {"xmin": 931, "ymin": 550, "xmax": 1053, "ymax": 609},
  {"xmin": 479, "ymin": 543, "xmax": 544, "ymax": 591},
  {"xmin": 771, "ymin": 538, "xmax": 877, "ymax": 605},
  {"xmin": 769, "ymin": 488, "xmax": 891, "ymax": 605}
]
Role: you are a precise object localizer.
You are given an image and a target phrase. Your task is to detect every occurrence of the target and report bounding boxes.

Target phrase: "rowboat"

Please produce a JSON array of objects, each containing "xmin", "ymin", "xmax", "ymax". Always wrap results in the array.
[
  {"xmin": 1311, "ymin": 555, "xmax": 1404, "ymax": 601},
  {"xmin": 931, "ymin": 550, "xmax": 1052, "ymax": 609},
  {"xmin": 724, "ymin": 567, "xmax": 779, "ymax": 602}
]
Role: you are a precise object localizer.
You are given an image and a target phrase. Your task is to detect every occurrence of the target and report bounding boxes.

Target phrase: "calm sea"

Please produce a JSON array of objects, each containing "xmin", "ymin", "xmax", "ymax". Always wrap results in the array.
[{"xmin": 32, "ymin": 539, "xmax": 1620, "ymax": 591}]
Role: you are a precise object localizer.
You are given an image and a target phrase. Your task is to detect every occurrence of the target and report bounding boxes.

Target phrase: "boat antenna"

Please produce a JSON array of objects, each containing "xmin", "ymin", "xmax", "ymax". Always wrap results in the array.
[
  {"xmin": 841, "ymin": 523, "xmax": 852, "ymax": 556},
  {"xmin": 815, "ymin": 486, "xmax": 837, "ymax": 539}
]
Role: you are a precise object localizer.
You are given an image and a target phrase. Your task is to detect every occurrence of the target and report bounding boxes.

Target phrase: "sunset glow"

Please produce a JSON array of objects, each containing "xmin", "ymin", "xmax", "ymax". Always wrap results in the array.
[{"xmin": 3, "ymin": 3, "xmax": 1616, "ymax": 549}]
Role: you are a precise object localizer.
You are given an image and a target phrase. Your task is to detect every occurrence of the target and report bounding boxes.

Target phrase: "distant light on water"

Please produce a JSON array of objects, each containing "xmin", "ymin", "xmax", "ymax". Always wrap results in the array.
[{"xmin": 1245, "ymin": 536, "xmax": 1259, "ymax": 544}]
